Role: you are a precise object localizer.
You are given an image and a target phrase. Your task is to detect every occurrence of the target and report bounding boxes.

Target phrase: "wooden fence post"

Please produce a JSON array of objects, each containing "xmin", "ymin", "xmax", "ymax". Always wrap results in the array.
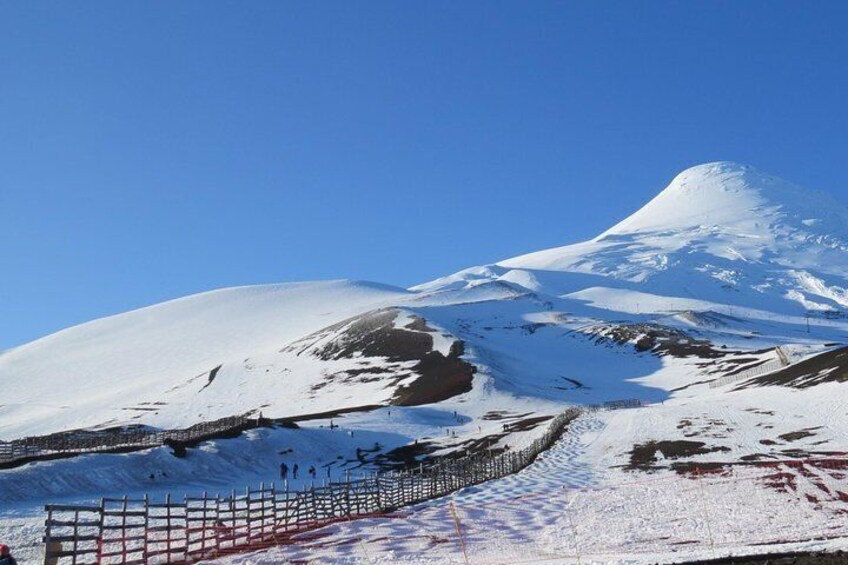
[{"xmin": 43, "ymin": 407, "xmax": 583, "ymax": 564}]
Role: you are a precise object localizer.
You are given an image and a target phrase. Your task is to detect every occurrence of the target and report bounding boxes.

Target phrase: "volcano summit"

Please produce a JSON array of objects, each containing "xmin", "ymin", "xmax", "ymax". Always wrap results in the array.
[
  {"xmin": 4, "ymin": 162, "xmax": 848, "ymax": 564},
  {"xmin": 2, "ymin": 161, "xmax": 847, "ymax": 440}
]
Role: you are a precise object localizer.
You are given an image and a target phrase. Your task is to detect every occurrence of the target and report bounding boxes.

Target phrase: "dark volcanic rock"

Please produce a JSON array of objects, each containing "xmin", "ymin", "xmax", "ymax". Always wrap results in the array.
[
  {"xmin": 314, "ymin": 310, "xmax": 433, "ymax": 362},
  {"xmin": 291, "ymin": 308, "xmax": 477, "ymax": 407},
  {"xmin": 627, "ymin": 440, "xmax": 731, "ymax": 471},
  {"xmin": 392, "ymin": 341, "xmax": 475, "ymax": 406}
]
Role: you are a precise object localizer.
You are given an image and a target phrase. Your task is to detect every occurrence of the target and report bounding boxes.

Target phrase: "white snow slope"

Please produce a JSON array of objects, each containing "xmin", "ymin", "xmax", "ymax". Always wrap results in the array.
[
  {"xmin": 5, "ymin": 162, "xmax": 848, "ymax": 440},
  {"xmin": 3, "ymin": 161, "xmax": 848, "ymax": 563}
]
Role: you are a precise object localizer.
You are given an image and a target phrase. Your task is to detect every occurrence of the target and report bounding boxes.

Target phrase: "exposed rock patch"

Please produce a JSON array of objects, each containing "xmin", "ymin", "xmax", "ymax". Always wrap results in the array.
[
  {"xmin": 742, "ymin": 346, "xmax": 848, "ymax": 389},
  {"xmin": 626, "ymin": 440, "xmax": 731, "ymax": 471},
  {"xmin": 286, "ymin": 309, "xmax": 477, "ymax": 407}
]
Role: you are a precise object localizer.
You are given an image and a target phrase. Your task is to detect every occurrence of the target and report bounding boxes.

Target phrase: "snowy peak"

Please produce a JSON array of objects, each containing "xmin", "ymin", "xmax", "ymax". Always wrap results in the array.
[
  {"xmin": 500, "ymin": 161, "xmax": 848, "ymax": 276},
  {"xmin": 601, "ymin": 161, "xmax": 848, "ymax": 238},
  {"xmin": 419, "ymin": 162, "xmax": 848, "ymax": 315},
  {"xmin": 4, "ymin": 161, "xmax": 848, "ymax": 442}
]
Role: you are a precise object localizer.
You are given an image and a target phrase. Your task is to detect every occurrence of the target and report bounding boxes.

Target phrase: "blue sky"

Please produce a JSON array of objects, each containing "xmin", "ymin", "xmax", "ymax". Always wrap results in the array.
[{"xmin": 2, "ymin": 1, "xmax": 847, "ymax": 348}]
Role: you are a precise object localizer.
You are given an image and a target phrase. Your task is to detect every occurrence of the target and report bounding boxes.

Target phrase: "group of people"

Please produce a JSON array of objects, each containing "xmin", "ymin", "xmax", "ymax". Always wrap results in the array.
[{"xmin": 279, "ymin": 462, "xmax": 318, "ymax": 481}]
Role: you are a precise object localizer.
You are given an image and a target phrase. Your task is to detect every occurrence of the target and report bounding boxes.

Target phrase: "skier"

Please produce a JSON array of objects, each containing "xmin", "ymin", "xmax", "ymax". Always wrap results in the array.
[
  {"xmin": 280, "ymin": 462, "xmax": 288, "ymax": 481},
  {"xmin": 0, "ymin": 544, "xmax": 17, "ymax": 565},
  {"xmin": 308, "ymin": 465, "xmax": 316, "ymax": 479},
  {"xmin": 292, "ymin": 464, "xmax": 299, "ymax": 479}
]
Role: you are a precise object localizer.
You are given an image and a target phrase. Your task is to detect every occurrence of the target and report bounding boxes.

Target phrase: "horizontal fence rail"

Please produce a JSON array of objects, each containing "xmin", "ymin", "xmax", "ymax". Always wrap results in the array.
[
  {"xmin": 0, "ymin": 415, "xmax": 254, "ymax": 468},
  {"xmin": 709, "ymin": 357, "xmax": 787, "ymax": 389},
  {"xmin": 44, "ymin": 407, "xmax": 583, "ymax": 565}
]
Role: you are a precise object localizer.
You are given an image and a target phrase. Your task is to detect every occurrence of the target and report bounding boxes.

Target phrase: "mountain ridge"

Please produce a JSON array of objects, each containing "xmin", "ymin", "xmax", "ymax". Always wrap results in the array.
[{"xmin": 2, "ymin": 161, "xmax": 847, "ymax": 440}]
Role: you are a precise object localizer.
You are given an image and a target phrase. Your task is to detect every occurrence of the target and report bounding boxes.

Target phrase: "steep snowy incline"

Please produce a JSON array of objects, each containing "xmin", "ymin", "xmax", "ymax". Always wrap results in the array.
[
  {"xmin": 421, "ymin": 162, "xmax": 848, "ymax": 316},
  {"xmin": 4, "ymin": 161, "xmax": 848, "ymax": 443},
  {"xmin": 606, "ymin": 161, "xmax": 848, "ymax": 239},
  {"xmin": 0, "ymin": 281, "xmax": 411, "ymax": 439},
  {"xmin": 505, "ymin": 161, "xmax": 848, "ymax": 272},
  {"xmin": 4, "ymin": 162, "xmax": 848, "ymax": 564}
]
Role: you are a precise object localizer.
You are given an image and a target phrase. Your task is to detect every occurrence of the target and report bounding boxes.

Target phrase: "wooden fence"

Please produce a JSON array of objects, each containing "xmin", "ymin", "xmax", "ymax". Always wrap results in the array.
[
  {"xmin": 1, "ymin": 416, "xmax": 253, "ymax": 468},
  {"xmin": 43, "ymin": 407, "xmax": 582, "ymax": 565},
  {"xmin": 601, "ymin": 398, "xmax": 647, "ymax": 410},
  {"xmin": 708, "ymin": 357, "xmax": 787, "ymax": 389}
]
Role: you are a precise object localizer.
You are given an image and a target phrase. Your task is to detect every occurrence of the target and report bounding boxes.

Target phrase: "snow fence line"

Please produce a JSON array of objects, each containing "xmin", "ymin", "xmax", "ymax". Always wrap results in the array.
[
  {"xmin": 0, "ymin": 415, "xmax": 256, "ymax": 469},
  {"xmin": 708, "ymin": 356, "xmax": 788, "ymax": 389},
  {"xmin": 42, "ymin": 407, "xmax": 583, "ymax": 565}
]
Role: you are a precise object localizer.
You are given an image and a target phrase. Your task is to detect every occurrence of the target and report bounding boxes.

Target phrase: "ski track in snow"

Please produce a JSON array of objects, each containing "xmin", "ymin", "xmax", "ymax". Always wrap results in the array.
[
  {"xmin": 452, "ymin": 413, "xmax": 604, "ymax": 504},
  {"xmin": 5, "ymin": 162, "xmax": 848, "ymax": 563},
  {"xmin": 200, "ymin": 412, "xmax": 607, "ymax": 565},
  {"xmin": 203, "ymin": 410, "xmax": 848, "ymax": 565}
]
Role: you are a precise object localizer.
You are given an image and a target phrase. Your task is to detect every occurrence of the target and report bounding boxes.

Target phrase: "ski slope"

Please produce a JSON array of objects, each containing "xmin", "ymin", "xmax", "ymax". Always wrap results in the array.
[
  {"xmin": 2, "ymin": 161, "xmax": 848, "ymax": 563},
  {"xmin": 3, "ymin": 162, "xmax": 848, "ymax": 441}
]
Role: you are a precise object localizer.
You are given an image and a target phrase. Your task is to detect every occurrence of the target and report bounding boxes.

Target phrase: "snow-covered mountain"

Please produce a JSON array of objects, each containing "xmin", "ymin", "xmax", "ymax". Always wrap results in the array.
[
  {"xmin": 5, "ymin": 161, "xmax": 848, "ymax": 565},
  {"xmin": 424, "ymin": 162, "xmax": 848, "ymax": 314},
  {"xmin": 2, "ymin": 161, "xmax": 847, "ymax": 444}
]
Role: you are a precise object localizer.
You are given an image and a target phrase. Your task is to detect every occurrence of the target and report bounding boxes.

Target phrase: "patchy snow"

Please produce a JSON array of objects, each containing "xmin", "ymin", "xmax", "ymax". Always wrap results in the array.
[
  {"xmin": 197, "ymin": 409, "xmax": 848, "ymax": 564},
  {"xmin": 5, "ymin": 163, "xmax": 848, "ymax": 441},
  {"xmin": 3, "ymin": 161, "xmax": 848, "ymax": 563}
]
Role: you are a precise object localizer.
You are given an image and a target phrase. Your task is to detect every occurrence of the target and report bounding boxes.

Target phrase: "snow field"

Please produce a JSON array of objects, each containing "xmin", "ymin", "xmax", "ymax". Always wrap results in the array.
[
  {"xmin": 6, "ymin": 163, "xmax": 848, "ymax": 441},
  {"xmin": 203, "ymin": 409, "xmax": 848, "ymax": 565},
  {"xmin": 3, "ymin": 161, "xmax": 848, "ymax": 563}
]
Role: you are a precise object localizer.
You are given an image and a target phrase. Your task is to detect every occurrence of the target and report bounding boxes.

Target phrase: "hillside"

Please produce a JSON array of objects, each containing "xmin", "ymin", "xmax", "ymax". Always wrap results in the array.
[
  {"xmin": 2, "ymin": 162, "xmax": 847, "ymax": 445},
  {"xmin": 3, "ymin": 161, "xmax": 848, "ymax": 564}
]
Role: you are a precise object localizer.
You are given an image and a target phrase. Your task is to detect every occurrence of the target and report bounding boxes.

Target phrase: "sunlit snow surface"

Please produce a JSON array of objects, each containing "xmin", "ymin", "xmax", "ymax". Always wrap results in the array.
[
  {"xmin": 202, "ymin": 408, "xmax": 848, "ymax": 565},
  {"xmin": 3, "ymin": 162, "xmax": 848, "ymax": 563}
]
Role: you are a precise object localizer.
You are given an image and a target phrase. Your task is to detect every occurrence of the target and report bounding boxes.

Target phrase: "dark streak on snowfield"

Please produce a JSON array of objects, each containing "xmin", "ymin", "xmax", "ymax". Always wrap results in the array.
[
  {"xmin": 199, "ymin": 364, "xmax": 223, "ymax": 391},
  {"xmin": 626, "ymin": 440, "xmax": 731, "ymax": 471},
  {"xmin": 680, "ymin": 550, "xmax": 848, "ymax": 564},
  {"xmin": 272, "ymin": 404, "xmax": 383, "ymax": 423}
]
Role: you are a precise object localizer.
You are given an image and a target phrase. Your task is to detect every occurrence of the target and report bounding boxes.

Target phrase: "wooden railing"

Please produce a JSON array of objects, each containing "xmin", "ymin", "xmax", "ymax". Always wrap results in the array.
[
  {"xmin": 709, "ymin": 357, "xmax": 787, "ymax": 389},
  {"xmin": 1, "ymin": 415, "xmax": 253, "ymax": 468},
  {"xmin": 43, "ymin": 408, "xmax": 582, "ymax": 565}
]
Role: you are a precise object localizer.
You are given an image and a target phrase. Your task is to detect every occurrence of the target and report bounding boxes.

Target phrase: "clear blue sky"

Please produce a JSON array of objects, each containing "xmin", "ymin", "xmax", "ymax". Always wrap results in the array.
[{"xmin": 2, "ymin": 1, "xmax": 847, "ymax": 349}]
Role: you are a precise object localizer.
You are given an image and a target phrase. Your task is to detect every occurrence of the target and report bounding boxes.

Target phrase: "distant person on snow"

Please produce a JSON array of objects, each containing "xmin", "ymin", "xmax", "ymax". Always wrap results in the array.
[
  {"xmin": 0, "ymin": 544, "xmax": 17, "ymax": 565},
  {"xmin": 308, "ymin": 466, "xmax": 316, "ymax": 479},
  {"xmin": 280, "ymin": 462, "xmax": 288, "ymax": 480},
  {"xmin": 292, "ymin": 464, "xmax": 299, "ymax": 479}
]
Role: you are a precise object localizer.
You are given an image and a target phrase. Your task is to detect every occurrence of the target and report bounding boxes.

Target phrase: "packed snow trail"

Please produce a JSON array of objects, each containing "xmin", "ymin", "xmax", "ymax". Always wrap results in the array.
[
  {"xmin": 199, "ymin": 404, "xmax": 848, "ymax": 565},
  {"xmin": 451, "ymin": 413, "xmax": 605, "ymax": 505},
  {"xmin": 198, "ymin": 412, "xmax": 608, "ymax": 565}
]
